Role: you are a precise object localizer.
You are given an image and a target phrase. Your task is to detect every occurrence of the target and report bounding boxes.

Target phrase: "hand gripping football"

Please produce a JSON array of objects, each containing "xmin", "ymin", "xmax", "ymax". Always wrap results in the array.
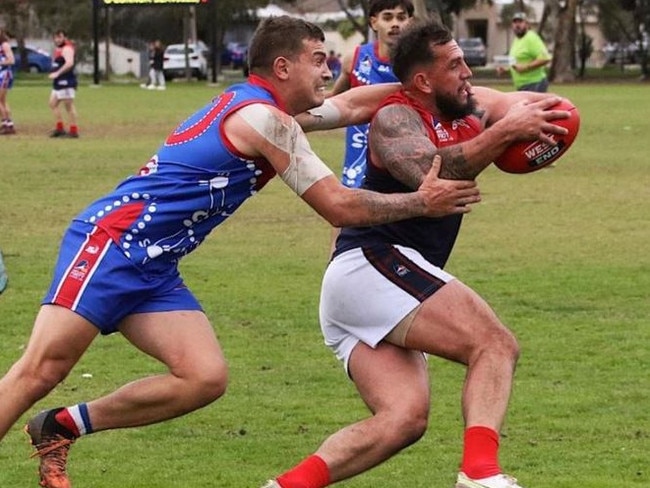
[{"xmin": 494, "ymin": 99, "xmax": 580, "ymax": 174}]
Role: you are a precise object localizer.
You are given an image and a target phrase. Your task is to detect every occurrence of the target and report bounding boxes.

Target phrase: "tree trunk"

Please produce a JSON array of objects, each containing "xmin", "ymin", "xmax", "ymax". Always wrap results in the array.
[
  {"xmin": 549, "ymin": 0, "xmax": 578, "ymax": 83},
  {"xmin": 413, "ymin": 0, "xmax": 429, "ymax": 20}
]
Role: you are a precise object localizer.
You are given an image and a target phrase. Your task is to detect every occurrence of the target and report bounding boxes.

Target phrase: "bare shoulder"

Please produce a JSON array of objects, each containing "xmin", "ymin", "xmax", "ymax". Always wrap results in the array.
[
  {"xmin": 371, "ymin": 104, "xmax": 427, "ymax": 137},
  {"xmin": 224, "ymin": 103, "xmax": 296, "ymax": 157},
  {"xmin": 369, "ymin": 104, "xmax": 436, "ymax": 186}
]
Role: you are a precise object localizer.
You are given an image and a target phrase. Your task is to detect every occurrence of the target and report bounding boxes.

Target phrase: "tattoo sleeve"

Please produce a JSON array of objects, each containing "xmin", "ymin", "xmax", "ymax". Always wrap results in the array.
[
  {"xmin": 370, "ymin": 104, "xmax": 488, "ymax": 185},
  {"xmin": 369, "ymin": 105, "xmax": 437, "ymax": 190}
]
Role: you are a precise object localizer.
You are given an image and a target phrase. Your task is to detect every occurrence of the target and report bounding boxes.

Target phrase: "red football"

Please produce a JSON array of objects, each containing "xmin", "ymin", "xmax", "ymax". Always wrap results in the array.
[{"xmin": 494, "ymin": 99, "xmax": 580, "ymax": 174}]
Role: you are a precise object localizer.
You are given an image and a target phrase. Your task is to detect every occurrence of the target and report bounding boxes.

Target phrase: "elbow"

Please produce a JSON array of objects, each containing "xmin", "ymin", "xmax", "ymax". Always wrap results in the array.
[
  {"xmin": 322, "ymin": 209, "xmax": 350, "ymax": 228},
  {"xmin": 305, "ymin": 184, "xmax": 368, "ymax": 228},
  {"xmin": 328, "ymin": 215, "xmax": 352, "ymax": 228},
  {"xmin": 319, "ymin": 196, "xmax": 358, "ymax": 228}
]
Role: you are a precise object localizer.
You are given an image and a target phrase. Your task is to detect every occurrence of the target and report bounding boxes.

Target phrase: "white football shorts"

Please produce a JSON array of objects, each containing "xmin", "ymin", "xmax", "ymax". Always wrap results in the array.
[
  {"xmin": 52, "ymin": 88, "xmax": 76, "ymax": 100},
  {"xmin": 319, "ymin": 244, "xmax": 455, "ymax": 372}
]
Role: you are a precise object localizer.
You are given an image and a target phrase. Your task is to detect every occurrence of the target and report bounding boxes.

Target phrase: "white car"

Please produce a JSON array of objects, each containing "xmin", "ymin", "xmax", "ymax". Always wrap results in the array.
[{"xmin": 163, "ymin": 42, "xmax": 208, "ymax": 81}]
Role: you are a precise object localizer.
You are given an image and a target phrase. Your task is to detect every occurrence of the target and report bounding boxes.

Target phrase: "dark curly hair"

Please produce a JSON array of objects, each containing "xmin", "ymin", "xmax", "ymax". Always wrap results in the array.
[{"xmin": 391, "ymin": 19, "xmax": 453, "ymax": 83}]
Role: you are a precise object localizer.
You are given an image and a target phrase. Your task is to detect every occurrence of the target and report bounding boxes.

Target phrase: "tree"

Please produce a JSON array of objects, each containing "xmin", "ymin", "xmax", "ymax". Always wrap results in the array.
[
  {"xmin": 549, "ymin": 0, "xmax": 579, "ymax": 82},
  {"xmin": 2, "ymin": 0, "xmax": 32, "ymax": 72},
  {"xmin": 335, "ymin": 0, "xmax": 369, "ymax": 41},
  {"xmin": 412, "ymin": 0, "xmax": 429, "ymax": 19},
  {"xmin": 575, "ymin": 0, "xmax": 598, "ymax": 77}
]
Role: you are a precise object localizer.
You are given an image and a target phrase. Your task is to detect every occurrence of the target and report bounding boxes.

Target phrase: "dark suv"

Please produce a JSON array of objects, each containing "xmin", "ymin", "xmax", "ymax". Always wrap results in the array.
[{"xmin": 458, "ymin": 37, "xmax": 487, "ymax": 67}]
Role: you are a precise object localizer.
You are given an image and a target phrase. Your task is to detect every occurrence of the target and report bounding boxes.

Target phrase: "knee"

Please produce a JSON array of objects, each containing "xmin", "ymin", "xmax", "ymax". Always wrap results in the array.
[
  {"xmin": 189, "ymin": 362, "xmax": 229, "ymax": 406},
  {"xmin": 500, "ymin": 328, "xmax": 520, "ymax": 364},
  {"xmin": 383, "ymin": 404, "xmax": 429, "ymax": 449},
  {"xmin": 11, "ymin": 357, "xmax": 70, "ymax": 402},
  {"xmin": 399, "ymin": 410, "xmax": 428, "ymax": 446},
  {"xmin": 482, "ymin": 326, "xmax": 520, "ymax": 366}
]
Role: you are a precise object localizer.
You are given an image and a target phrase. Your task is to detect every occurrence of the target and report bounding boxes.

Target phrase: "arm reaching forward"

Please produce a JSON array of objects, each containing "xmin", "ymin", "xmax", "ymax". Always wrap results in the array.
[
  {"xmin": 224, "ymin": 103, "xmax": 480, "ymax": 228},
  {"xmin": 369, "ymin": 93, "xmax": 570, "ymax": 183},
  {"xmin": 295, "ymin": 83, "xmax": 400, "ymax": 132}
]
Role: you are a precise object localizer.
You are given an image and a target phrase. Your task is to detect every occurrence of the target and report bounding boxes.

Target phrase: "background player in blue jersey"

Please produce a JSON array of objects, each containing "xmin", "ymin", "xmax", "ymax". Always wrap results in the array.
[
  {"xmin": 327, "ymin": 0, "xmax": 414, "ymax": 251},
  {"xmin": 0, "ymin": 28, "xmax": 16, "ymax": 135},
  {"xmin": 0, "ymin": 247, "xmax": 7, "ymax": 293},
  {"xmin": 329, "ymin": 0, "xmax": 414, "ymax": 188},
  {"xmin": 261, "ymin": 20, "xmax": 570, "ymax": 488},
  {"xmin": 0, "ymin": 16, "xmax": 482, "ymax": 488}
]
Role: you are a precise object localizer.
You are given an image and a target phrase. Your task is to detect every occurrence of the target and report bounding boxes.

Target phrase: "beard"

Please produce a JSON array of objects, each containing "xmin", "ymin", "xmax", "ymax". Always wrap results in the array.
[{"xmin": 436, "ymin": 91, "xmax": 477, "ymax": 120}]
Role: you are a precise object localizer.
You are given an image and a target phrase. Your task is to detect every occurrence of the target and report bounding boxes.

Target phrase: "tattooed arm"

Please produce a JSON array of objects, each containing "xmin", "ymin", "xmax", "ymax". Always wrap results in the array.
[
  {"xmin": 368, "ymin": 104, "xmax": 439, "ymax": 187},
  {"xmin": 369, "ymin": 94, "xmax": 570, "ymax": 185},
  {"xmin": 368, "ymin": 104, "xmax": 490, "ymax": 184},
  {"xmin": 224, "ymin": 103, "xmax": 480, "ymax": 227}
]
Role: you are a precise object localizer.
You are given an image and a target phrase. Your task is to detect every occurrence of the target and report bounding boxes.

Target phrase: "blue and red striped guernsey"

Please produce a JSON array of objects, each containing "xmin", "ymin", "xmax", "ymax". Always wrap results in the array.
[{"xmin": 74, "ymin": 79, "xmax": 279, "ymax": 266}]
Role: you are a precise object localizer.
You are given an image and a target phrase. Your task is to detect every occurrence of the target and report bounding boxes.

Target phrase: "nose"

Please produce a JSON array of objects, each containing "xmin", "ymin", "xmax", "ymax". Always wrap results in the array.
[
  {"xmin": 324, "ymin": 64, "xmax": 333, "ymax": 81},
  {"xmin": 461, "ymin": 60, "xmax": 473, "ymax": 79}
]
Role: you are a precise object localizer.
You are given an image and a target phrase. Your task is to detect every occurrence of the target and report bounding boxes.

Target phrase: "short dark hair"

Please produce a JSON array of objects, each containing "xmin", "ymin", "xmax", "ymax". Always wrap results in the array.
[
  {"xmin": 54, "ymin": 29, "xmax": 67, "ymax": 37},
  {"xmin": 369, "ymin": 0, "xmax": 415, "ymax": 18},
  {"xmin": 248, "ymin": 16, "xmax": 325, "ymax": 75},
  {"xmin": 391, "ymin": 19, "xmax": 453, "ymax": 82}
]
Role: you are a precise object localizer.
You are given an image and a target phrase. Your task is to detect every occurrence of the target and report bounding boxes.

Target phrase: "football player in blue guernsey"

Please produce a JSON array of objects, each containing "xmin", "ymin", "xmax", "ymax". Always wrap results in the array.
[
  {"xmin": 330, "ymin": 0, "xmax": 414, "ymax": 188},
  {"xmin": 327, "ymin": 0, "xmax": 414, "ymax": 251},
  {"xmin": 262, "ymin": 20, "xmax": 570, "ymax": 488},
  {"xmin": 0, "ymin": 16, "xmax": 483, "ymax": 488}
]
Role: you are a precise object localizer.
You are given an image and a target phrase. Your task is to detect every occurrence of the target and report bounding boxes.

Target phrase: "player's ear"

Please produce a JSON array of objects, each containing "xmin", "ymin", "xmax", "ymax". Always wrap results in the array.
[
  {"xmin": 273, "ymin": 56, "xmax": 290, "ymax": 80},
  {"xmin": 368, "ymin": 15, "xmax": 379, "ymax": 33},
  {"xmin": 413, "ymin": 73, "xmax": 432, "ymax": 93}
]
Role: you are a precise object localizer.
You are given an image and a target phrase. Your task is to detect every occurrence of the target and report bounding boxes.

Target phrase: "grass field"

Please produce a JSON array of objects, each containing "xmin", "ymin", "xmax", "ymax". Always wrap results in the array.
[{"xmin": 0, "ymin": 77, "xmax": 648, "ymax": 487}]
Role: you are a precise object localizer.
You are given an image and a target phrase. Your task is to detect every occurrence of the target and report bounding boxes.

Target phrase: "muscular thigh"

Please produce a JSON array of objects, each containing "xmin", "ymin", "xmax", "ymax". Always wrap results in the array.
[
  {"xmin": 119, "ymin": 310, "xmax": 225, "ymax": 374},
  {"xmin": 405, "ymin": 279, "xmax": 509, "ymax": 364},
  {"xmin": 348, "ymin": 341, "xmax": 430, "ymax": 414}
]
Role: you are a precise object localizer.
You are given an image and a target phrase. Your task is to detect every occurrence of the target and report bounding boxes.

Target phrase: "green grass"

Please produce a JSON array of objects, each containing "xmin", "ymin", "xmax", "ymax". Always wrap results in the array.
[{"xmin": 0, "ymin": 79, "xmax": 648, "ymax": 487}]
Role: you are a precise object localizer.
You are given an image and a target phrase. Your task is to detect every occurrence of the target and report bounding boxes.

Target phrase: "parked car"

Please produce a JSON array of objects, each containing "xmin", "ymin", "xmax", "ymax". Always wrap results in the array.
[
  {"xmin": 221, "ymin": 42, "xmax": 248, "ymax": 69},
  {"xmin": 10, "ymin": 44, "xmax": 52, "ymax": 73},
  {"xmin": 458, "ymin": 37, "xmax": 487, "ymax": 67},
  {"xmin": 163, "ymin": 42, "xmax": 208, "ymax": 81},
  {"xmin": 603, "ymin": 39, "xmax": 648, "ymax": 65}
]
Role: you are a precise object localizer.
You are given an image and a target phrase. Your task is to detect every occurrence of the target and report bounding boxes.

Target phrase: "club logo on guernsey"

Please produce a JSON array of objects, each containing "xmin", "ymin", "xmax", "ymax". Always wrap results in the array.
[
  {"xmin": 434, "ymin": 121, "xmax": 451, "ymax": 142},
  {"xmin": 85, "ymin": 245, "xmax": 99, "ymax": 255},
  {"xmin": 452, "ymin": 119, "xmax": 471, "ymax": 130},
  {"xmin": 70, "ymin": 260, "xmax": 89, "ymax": 281},
  {"xmin": 138, "ymin": 155, "xmax": 159, "ymax": 176},
  {"xmin": 358, "ymin": 56, "xmax": 372, "ymax": 77},
  {"xmin": 394, "ymin": 264, "xmax": 410, "ymax": 277}
]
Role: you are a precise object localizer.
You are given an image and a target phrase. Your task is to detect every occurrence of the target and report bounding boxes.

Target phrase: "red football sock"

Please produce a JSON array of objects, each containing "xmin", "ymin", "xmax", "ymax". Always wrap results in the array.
[
  {"xmin": 460, "ymin": 425, "xmax": 501, "ymax": 479},
  {"xmin": 69, "ymin": 125, "xmax": 78, "ymax": 135},
  {"xmin": 56, "ymin": 121, "xmax": 64, "ymax": 131},
  {"xmin": 54, "ymin": 408, "xmax": 81, "ymax": 437},
  {"xmin": 276, "ymin": 455, "xmax": 330, "ymax": 488}
]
